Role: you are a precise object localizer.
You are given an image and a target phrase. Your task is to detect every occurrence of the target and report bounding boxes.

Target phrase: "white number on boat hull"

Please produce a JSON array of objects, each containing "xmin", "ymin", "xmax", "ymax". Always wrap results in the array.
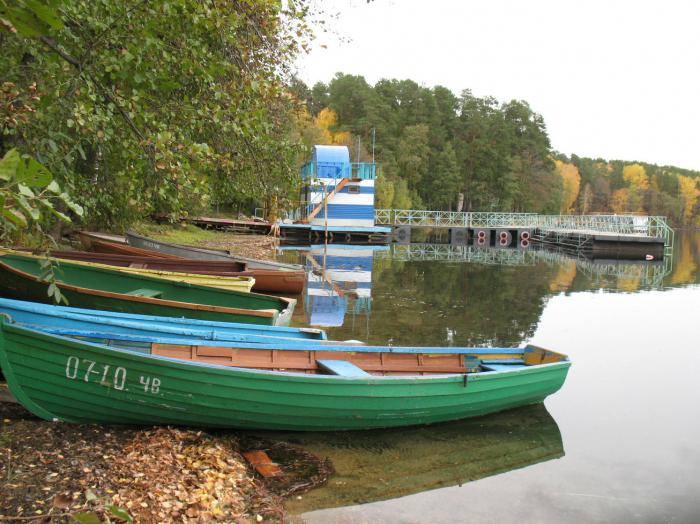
[
  {"xmin": 139, "ymin": 375, "xmax": 160, "ymax": 394},
  {"xmin": 64, "ymin": 356, "xmax": 160, "ymax": 395},
  {"xmin": 65, "ymin": 356, "xmax": 79, "ymax": 379}
]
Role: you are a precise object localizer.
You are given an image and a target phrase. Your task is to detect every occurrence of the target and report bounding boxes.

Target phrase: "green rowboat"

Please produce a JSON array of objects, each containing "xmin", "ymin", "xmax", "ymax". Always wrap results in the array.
[
  {"xmin": 0, "ymin": 319, "xmax": 570, "ymax": 430},
  {"xmin": 0, "ymin": 251, "xmax": 295, "ymax": 326}
]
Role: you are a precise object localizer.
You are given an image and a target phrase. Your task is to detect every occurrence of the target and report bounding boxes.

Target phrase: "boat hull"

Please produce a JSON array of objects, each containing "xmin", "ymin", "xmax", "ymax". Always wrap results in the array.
[
  {"xmin": 0, "ymin": 252, "xmax": 295, "ymax": 326},
  {"xmin": 0, "ymin": 322, "xmax": 570, "ymax": 431},
  {"xmin": 0, "ymin": 298, "xmax": 326, "ymax": 343},
  {"xmin": 79, "ymin": 233, "xmax": 181, "ymax": 258},
  {"xmin": 127, "ymin": 231, "xmax": 303, "ymax": 271},
  {"xmin": 27, "ymin": 251, "xmax": 305, "ymax": 294}
]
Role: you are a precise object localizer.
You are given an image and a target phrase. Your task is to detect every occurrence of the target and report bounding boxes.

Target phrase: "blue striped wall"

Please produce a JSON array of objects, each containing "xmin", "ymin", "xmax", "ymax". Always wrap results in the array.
[{"xmin": 315, "ymin": 204, "xmax": 374, "ymax": 220}]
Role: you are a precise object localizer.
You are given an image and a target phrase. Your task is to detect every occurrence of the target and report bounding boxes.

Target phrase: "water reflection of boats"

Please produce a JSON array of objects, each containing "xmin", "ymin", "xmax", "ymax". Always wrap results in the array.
[{"xmin": 280, "ymin": 403, "xmax": 563, "ymax": 513}]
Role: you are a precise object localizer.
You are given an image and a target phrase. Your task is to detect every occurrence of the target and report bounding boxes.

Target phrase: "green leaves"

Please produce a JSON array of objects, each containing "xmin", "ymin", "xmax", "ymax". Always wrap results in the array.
[
  {"xmin": 107, "ymin": 505, "xmax": 133, "ymax": 523},
  {"xmin": 0, "ymin": 149, "xmax": 21, "ymax": 182},
  {"xmin": 0, "ymin": 149, "xmax": 82, "ymax": 238},
  {"xmin": 2, "ymin": 0, "xmax": 314, "ymax": 228},
  {"xmin": 72, "ymin": 512, "xmax": 100, "ymax": 524},
  {"xmin": 0, "ymin": 149, "xmax": 52, "ymax": 188},
  {"xmin": 0, "ymin": 0, "xmax": 64, "ymax": 37}
]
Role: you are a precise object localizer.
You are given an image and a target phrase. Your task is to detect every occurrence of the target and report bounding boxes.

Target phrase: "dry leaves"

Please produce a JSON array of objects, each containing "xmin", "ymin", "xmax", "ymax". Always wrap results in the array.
[
  {"xmin": 0, "ymin": 404, "xmax": 286, "ymax": 523},
  {"xmin": 193, "ymin": 234, "xmax": 280, "ymax": 264}
]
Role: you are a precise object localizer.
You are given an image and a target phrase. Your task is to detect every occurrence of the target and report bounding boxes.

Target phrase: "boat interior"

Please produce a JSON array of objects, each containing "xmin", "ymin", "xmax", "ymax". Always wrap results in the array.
[{"xmin": 66, "ymin": 331, "xmax": 567, "ymax": 377}]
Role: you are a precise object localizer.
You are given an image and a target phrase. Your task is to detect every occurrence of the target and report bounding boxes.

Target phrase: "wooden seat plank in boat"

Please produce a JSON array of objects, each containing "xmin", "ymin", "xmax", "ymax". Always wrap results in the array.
[{"xmin": 317, "ymin": 359, "xmax": 371, "ymax": 377}]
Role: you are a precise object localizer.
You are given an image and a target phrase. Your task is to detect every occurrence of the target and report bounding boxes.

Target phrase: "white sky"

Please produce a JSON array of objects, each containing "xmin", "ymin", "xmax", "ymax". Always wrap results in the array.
[{"xmin": 294, "ymin": 0, "xmax": 700, "ymax": 171}]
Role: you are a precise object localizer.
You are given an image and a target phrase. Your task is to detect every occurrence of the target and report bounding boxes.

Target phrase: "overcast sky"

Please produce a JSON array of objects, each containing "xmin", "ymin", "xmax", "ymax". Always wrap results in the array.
[{"xmin": 294, "ymin": 0, "xmax": 700, "ymax": 171}]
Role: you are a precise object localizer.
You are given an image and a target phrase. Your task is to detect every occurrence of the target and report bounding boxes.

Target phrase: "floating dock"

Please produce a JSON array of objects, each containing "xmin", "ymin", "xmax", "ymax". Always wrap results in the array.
[
  {"xmin": 187, "ymin": 216, "xmax": 271, "ymax": 234},
  {"xmin": 375, "ymin": 210, "xmax": 673, "ymax": 259},
  {"xmin": 276, "ymin": 223, "xmax": 392, "ymax": 245}
]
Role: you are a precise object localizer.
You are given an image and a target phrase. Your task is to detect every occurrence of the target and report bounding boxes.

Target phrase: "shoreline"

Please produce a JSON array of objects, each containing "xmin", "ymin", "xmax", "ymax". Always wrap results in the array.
[
  {"xmin": 1, "ymin": 229, "xmax": 322, "ymax": 523},
  {"xmin": 0, "ymin": 396, "xmax": 329, "ymax": 523}
]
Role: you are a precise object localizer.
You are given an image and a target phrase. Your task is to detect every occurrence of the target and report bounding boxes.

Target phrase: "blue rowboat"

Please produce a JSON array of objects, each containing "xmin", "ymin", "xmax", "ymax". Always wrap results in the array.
[{"xmin": 0, "ymin": 298, "xmax": 326, "ymax": 345}]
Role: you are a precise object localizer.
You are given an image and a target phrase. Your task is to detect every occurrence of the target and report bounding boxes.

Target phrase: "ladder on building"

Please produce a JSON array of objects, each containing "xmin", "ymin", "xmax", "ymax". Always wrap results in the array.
[{"xmin": 303, "ymin": 178, "xmax": 349, "ymax": 223}]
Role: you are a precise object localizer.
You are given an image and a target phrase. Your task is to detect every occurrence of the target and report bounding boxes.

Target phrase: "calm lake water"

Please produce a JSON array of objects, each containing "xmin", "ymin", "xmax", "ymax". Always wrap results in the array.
[{"xmin": 269, "ymin": 232, "xmax": 700, "ymax": 523}]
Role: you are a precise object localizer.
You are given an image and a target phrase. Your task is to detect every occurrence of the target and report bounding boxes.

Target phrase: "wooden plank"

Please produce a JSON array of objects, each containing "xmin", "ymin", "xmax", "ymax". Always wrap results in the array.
[
  {"xmin": 317, "ymin": 359, "xmax": 371, "ymax": 377},
  {"xmin": 242, "ymin": 450, "xmax": 282, "ymax": 478},
  {"xmin": 304, "ymin": 178, "xmax": 349, "ymax": 222}
]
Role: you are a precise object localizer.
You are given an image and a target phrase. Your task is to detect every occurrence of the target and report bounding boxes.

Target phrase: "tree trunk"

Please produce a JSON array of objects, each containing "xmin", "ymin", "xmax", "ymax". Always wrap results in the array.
[{"xmin": 456, "ymin": 192, "xmax": 464, "ymax": 212}]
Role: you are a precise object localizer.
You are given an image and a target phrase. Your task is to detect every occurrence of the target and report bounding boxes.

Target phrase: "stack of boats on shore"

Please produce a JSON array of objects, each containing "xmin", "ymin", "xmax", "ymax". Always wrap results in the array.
[{"xmin": 0, "ymin": 231, "xmax": 571, "ymax": 431}]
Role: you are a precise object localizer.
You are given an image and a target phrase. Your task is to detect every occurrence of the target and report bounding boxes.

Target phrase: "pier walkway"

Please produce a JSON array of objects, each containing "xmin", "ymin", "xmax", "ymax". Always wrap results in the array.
[{"xmin": 374, "ymin": 210, "xmax": 673, "ymax": 256}]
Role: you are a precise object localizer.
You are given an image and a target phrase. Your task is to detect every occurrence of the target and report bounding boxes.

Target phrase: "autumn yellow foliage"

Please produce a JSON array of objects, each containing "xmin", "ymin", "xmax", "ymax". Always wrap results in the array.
[
  {"xmin": 623, "ymin": 164, "xmax": 649, "ymax": 190},
  {"xmin": 554, "ymin": 160, "xmax": 581, "ymax": 213},
  {"xmin": 314, "ymin": 108, "xmax": 351, "ymax": 145},
  {"xmin": 610, "ymin": 188, "xmax": 630, "ymax": 214},
  {"xmin": 678, "ymin": 175, "xmax": 700, "ymax": 226}
]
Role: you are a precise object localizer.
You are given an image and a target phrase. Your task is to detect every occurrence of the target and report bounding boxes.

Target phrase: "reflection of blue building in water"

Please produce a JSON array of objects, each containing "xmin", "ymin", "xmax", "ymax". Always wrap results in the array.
[{"xmin": 280, "ymin": 245, "xmax": 387, "ymax": 327}]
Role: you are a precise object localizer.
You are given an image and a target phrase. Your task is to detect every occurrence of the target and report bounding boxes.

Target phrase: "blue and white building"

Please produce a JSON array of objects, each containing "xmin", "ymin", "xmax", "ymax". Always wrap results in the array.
[
  {"xmin": 278, "ymin": 145, "xmax": 391, "ymax": 242},
  {"xmin": 302, "ymin": 145, "xmax": 376, "ymax": 228}
]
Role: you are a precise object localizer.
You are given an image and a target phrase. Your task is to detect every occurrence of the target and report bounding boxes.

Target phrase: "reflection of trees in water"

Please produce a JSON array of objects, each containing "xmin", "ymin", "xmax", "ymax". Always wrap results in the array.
[
  {"xmin": 361, "ymin": 256, "xmax": 559, "ymax": 347},
  {"xmin": 283, "ymin": 404, "xmax": 563, "ymax": 513},
  {"xmin": 549, "ymin": 259, "xmax": 578, "ymax": 292},
  {"xmin": 669, "ymin": 232, "xmax": 699, "ymax": 285},
  {"xmin": 316, "ymin": 233, "xmax": 699, "ymax": 346}
]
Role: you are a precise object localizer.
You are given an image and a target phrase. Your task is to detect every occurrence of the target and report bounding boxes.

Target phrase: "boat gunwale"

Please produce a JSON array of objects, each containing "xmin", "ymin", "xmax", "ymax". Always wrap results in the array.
[
  {"xmin": 1, "ymin": 249, "xmax": 284, "ymax": 303},
  {"xmin": 0, "ymin": 298, "xmax": 324, "ymax": 339},
  {"xmin": 126, "ymin": 231, "xmax": 304, "ymax": 270},
  {"xmin": 78, "ymin": 233, "xmax": 187, "ymax": 259},
  {"xmin": 0, "ymin": 256, "xmax": 280, "ymax": 320},
  {"xmin": 22, "ymin": 250, "xmax": 306, "ymax": 293},
  {"xmin": 2, "ymin": 320, "xmax": 571, "ymax": 383}
]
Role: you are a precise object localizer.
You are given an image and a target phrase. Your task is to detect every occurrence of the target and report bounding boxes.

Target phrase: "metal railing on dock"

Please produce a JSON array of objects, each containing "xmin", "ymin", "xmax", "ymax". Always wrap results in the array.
[{"xmin": 374, "ymin": 210, "xmax": 674, "ymax": 248}]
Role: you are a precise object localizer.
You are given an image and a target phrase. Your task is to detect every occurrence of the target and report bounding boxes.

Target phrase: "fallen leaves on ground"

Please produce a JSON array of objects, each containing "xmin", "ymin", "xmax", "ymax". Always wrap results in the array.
[
  {"xmin": 0, "ymin": 403, "xmax": 288, "ymax": 523},
  {"xmin": 193, "ymin": 234, "xmax": 280, "ymax": 263}
]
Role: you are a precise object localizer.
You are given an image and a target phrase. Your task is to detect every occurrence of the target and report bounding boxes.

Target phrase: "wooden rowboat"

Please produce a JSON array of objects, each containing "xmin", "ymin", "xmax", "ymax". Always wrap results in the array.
[
  {"xmin": 13, "ymin": 250, "xmax": 255, "ymax": 293},
  {"xmin": 0, "ymin": 298, "xmax": 327, "ymax": 344},
  {"xmin": 73, "ymin": 265, "xmax": 255, "ymax": 293},
  {"xmin": 23, "ymin": 250, "xmax": 305, "ymax": 294},
  {"xmin": 76, "ymin": 230, "xmax": 127, "ymax": 244},
  {"xmin": 126, "ymin": 231, "xmax": 303, "ymax": 271},
  {"xmin": 0, "ymin": 318, "xmax": 569, "ymax": 430},
  {"xmin": 78, "ymin": 232, "xmax": 180, "ymax": 258},
  {"xmin": 0, "ymin": 251, "xmax": 295, "ymax": 326},
  {"xmin": 39, "ymin": 249, "xmax": 246, "ymax": 272}
]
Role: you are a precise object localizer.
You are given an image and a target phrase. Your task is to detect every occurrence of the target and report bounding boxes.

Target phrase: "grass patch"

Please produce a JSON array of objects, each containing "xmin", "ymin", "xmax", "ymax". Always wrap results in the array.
[{"xmin": 131, "ymin": 222, "xmax": 226, "ymax": 246}]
